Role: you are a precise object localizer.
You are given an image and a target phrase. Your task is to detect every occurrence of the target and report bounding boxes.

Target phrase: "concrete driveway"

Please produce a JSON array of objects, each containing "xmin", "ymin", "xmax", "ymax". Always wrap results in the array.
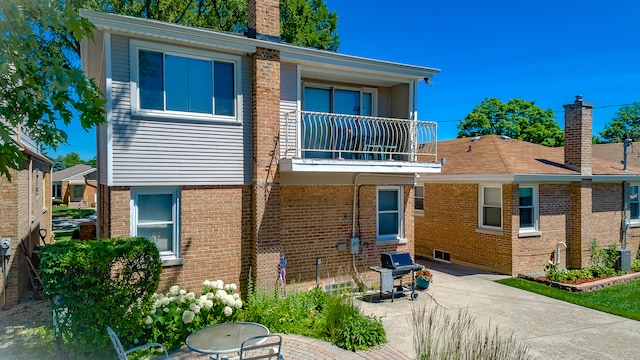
[{"xmin": 357, "ymin": 259, "xmax": 640, "ymax": 359}]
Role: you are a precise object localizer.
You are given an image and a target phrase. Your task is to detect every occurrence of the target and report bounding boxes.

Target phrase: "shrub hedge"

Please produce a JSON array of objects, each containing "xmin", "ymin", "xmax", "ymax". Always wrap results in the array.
[{"xmin": 39, "ymin": 237, "xmax": 162, "ymax": 358}]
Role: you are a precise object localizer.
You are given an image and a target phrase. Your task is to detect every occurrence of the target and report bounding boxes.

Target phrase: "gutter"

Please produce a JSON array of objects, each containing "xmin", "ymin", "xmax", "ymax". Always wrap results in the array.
[
  {"xmin": 418, "ymin": 173, "xmax": 640, "ymax": 184},
  {"xmin": 78, "ymin": 9, "xmax": 440, "ymax": 81}
]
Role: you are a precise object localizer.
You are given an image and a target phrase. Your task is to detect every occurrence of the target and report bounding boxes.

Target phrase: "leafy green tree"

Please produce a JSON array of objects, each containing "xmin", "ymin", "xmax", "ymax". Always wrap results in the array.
[
  {"xmin": 86, "ymin": 156, "xmax": 97, "ymax": 167},
  {"xmin": 457, "ymin": 98, "xmax": 564, "ymax": 147},
  {"xmin": 599, "ymin": 102, "xmax": 640, "ymax": 143},
  {"xmin": 52, "ymin": 156, "xmax": 68, "ymax": 172},
  {"xmin": 86, "ymin": 0, "xmax": 339, "ymax": 50},
  {"xmin": 0, "ymin": 0, "xmax": 106, "ymax": 180},
  {"xmin": 62, "ymin": 152, "xmax": 85, "ymax": 167},
  {"xmin": 280, "ymin": 0, "xmax": 339, "ymax": 51}
]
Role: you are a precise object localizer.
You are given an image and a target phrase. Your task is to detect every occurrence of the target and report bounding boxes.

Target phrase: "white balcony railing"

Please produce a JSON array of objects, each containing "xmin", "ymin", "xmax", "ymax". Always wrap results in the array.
[{"xmin": 283, "ymin": 111, "xmax": 437, "ymax": 162}]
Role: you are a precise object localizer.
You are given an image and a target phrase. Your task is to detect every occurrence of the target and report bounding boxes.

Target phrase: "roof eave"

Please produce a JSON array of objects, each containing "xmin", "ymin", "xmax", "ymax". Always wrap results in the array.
[{"xmin": 79, "ymin": 9, "xmax": 440, "ymax": 81}]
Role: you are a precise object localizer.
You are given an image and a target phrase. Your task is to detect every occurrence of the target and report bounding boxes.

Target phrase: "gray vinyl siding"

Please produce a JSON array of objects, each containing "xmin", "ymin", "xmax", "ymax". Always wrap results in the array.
[
  {"xmin": 390, "ymin": 83, "xmax": 410, "ymax": 119},
  {"xmin": 377, "ymin": 87, "xmax": 391, "ymax": 118},
  {"xmin": 280, "ymin": 63, "xmax": 298, "ymax": 157},
  {"xmin": 108, "ymin": 35, "xmax": 250, "ymax": 186}
]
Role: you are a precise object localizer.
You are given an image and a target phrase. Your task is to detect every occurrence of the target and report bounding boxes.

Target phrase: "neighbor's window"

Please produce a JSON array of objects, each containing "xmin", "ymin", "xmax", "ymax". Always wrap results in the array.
[
  {"xmin": 132, "ymin": 41, "xmax": 239, "ymax": 120},
  {"xmin": 630, "ymin": 185, "xmax": 639, "ymax": 222},
  {"xmin": 518, "ymin": 185, "xmax": 539, "ymax": 233},
  {"xmin": 415, "ymin": 185, "xmax": 424, "ymax": 213},
  {"xmin": 73, "ymin": 185, "xmax": 84, "ymax": 201},
  {"xmin": 131, "ymin": 188, "xmax": 180, "ymax": 259},
  {"xmin": 377, "ymin": 186, "xmax": 404, "ymax": 241},
  {"xmin": 479, "ymin": 185, "xmax": 502, "ymax": 229},
  {"xmin": 35, "ymin": 171, "xmax": 40, "ymax": 199}
]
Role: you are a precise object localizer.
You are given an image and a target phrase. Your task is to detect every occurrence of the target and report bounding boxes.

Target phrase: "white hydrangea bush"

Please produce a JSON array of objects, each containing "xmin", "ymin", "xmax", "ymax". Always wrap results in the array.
[{"xmin": 142, "ymin": 279, "xmax": 243, "ymax": 349}]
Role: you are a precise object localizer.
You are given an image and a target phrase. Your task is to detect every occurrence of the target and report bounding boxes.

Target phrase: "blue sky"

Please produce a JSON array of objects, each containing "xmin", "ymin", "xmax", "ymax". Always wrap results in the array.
[{"xmin": 48, "ymin": 0, "xmax": 640, "ymax": 160}]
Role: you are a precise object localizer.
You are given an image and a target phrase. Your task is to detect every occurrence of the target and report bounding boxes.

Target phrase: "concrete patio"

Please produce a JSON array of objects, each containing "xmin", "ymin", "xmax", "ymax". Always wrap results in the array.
[{"xmin": 171, "ymin": 259, "xmax": 640, "ymax": 359}]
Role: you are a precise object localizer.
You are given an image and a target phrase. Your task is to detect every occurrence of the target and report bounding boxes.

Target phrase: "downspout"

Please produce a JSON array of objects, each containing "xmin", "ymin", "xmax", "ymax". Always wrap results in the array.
[
  {"xmin": 623, "ymin": 181, "xmax": 628, "ymax": 249},
  {"xmin": 622, "ymin": 139, "xmax": 631, "ymax": 249}
]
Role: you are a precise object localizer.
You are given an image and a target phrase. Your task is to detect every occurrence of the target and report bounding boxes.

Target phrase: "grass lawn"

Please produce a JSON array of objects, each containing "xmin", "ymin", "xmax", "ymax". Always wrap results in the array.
[
  {"xmin": 52, "ymin": 207, "xmax": 95, "ymax": 218},
  {"xmin": 496, "ymin": 277, "xmax": 640, "ymax": 321}
]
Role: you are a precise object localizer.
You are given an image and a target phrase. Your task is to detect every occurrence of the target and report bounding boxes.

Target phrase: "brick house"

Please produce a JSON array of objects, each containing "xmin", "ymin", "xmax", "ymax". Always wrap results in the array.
[
  {"xmin": 52, "ymin": 164, "xmax": 98, "ymax": 208},
  {"xmin": 80, "ymin": 0, "xmax": 441, "ymax": 293},
  {"xmin": 415, "ymin": 96, "xmax": 640, "ymax": 275},
  {"xmin": 0, "ymin": 125, "xmax": 52, "ymax": 307}
]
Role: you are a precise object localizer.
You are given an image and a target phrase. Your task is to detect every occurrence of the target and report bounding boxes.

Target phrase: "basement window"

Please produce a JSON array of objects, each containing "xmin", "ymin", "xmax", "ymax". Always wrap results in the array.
[{"xmin": 434, "ymin": 249, "xmax": 450, "ymax": 262}]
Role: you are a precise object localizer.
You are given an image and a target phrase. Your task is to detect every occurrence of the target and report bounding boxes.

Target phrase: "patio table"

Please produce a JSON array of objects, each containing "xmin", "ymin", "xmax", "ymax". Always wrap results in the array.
[{"xmin": 186, "ymin": 322, "xmax": 269, "ymax": 360}]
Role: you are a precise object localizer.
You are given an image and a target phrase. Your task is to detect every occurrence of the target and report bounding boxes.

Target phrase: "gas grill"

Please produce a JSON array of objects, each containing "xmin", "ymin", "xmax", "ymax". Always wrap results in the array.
[{"xmin": 370, "ymin": 252, "xmax": 423, "ymax": 302}]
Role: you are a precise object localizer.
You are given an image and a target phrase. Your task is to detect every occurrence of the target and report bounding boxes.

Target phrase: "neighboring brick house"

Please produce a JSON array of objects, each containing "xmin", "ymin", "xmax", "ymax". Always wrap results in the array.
[
  {"xmin": 415, "ymin": 96, "xmax": 640, "ymax": 275},
  {"xmin": 80, "ymin": 0, "xmax": 441, "ymax": 293},
  {"xmin": 52, "ymin": 164, "xmax": 97, "ymax": 208},
  {"xmin": 0, "ymin": 125, "xmax": 52, "ymax": 307}
]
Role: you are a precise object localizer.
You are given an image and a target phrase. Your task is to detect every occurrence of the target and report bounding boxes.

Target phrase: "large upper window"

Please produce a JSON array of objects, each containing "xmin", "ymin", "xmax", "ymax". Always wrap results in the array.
[
  {"xmin": 479, "ymin": 185, "xmax": 502, "ymax": 230},
  {"xmin": 630, "ymin": 185, "xmax": 639, "ymax": 222},
  {"xmin": 131, "ymin": 41, "xmax": 239, "ymax": 121},
  {"xmin": 518, "ymin": 185, "xmax": 539, "ymax": 233},
  {"xmin": 303, "ymin": 85, "xmax": 375, "ymax": 116},
  {"xmin": 377, "ymin": 186, "xmax": 404, "ymax": 241},
  {"xmin": 131, "ymin": 188, "xmax": 180, "ymax": 259}
]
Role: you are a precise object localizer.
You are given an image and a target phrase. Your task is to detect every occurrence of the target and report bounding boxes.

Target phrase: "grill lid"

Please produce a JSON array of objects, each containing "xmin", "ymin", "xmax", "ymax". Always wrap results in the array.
[{"xmin": 381, "ymin": 252, "xmax": 416, "ymax": 269}]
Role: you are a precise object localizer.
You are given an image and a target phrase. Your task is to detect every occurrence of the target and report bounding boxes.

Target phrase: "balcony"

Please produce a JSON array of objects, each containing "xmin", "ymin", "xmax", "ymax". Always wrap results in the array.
[{"xmin": 280, "ymin": 111, "xmax": 440, "ymax": 173}]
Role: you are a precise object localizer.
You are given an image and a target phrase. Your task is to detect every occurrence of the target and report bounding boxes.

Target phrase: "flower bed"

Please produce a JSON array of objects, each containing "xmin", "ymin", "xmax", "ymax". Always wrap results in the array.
[{"xmin": 519, "ymin": 272, "xmax": 640, "ymax": 292}]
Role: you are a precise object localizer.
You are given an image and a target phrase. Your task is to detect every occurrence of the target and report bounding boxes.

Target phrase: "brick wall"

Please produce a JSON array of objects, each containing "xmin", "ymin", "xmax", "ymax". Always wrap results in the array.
[
  {"xmin": 159, "ymin": 186, "xmax": 251, "ymax": 294},
  {"xmin": 512, "ymin": 184, "xmax": 571, "ymax": 274},
  {"xmin": 248, "ymin": 0, "xmax": 280, "ymax": 38},
  {"xmin": 251, "ymin": 44, "xmax": 281, "ymax": 288},
  {"xmin": 418, "ymin": 181, "xmax": 637, "ymax": 275},
  {"xmin": 0, "ymin": 168, "xmax": 19, "ymax": 307},
  {"xmin": 280, "ymin": 184, "xmax": 414, "ymax": 290},
  {"xmin": 108, "ymin": 186, "xmax": 131, "ymax": 238},
  {"xmin": 0, "ymin": 157, "xmax": 51, "ymax": 307},
  {"xmin": 416, "ymin": 183, "xmax": 513, "ymax": 275}
]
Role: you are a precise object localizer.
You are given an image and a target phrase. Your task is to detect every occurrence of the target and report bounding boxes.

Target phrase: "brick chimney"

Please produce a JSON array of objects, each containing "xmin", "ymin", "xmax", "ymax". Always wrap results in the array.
[
  {"xmin": 563, "ymin": 95, "xmax": 593, "ymax": 175},
  {"xmin": 248, "ymin": 0, "xmax": 280, "ymax": 41},
  {"xmin": 249, "ymin": 0, "xmax": 282, "ymax": 288}
]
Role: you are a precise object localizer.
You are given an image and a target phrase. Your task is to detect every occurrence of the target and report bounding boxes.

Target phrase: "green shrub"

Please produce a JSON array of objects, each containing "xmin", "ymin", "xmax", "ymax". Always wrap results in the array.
[
  {"xmin": 632, "ymin": 258, "xmax": 640, "ymax": 272},
  {"xmin": 242, "ymin": 287, "xmax": 326, "ymax": 337},
  {"xmin": 38, "ymin": 237, "xmax": 162, "ymax": 358},
  {"xmin": 142, "ymin": 280, "xmax": 243, "ymax": 350},
  {"xmin": 52, "ymin": 198, "xmax": 64, "ymax": 206},
  {"xmin": 243, "ymin": 286, "xmax": 385, "ymax": 351},
  {"xmin": 335, "ymin": 312, "xmax": 385, "ymax": 351}
]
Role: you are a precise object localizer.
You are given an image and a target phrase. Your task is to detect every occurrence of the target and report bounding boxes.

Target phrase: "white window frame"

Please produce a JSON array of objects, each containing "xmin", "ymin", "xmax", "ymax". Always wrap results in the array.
[
  {"xmin": 414, "ymin": 185, "xmax": 424, "ymax": 215},
  {"xmin": 376, "ymin": 186, "xmax": 404, "ymax": 242},
  {"xmin": 629, "ymin": 184, "xmax": 640, "ymax": 224},
  {"xmin": 130, "ymin": 40, "xmax": 242, "ymax": 122},
  {"xmin": 478, "ymin": 184, "xmax": 502, "ymax": 230},
  {"xmin": 130, "ymin": 188, "xmax": 181, "ymax": 260},
  {"xmin": 518, "ymin": 184, "xmax": 539, "ymax": 235}
]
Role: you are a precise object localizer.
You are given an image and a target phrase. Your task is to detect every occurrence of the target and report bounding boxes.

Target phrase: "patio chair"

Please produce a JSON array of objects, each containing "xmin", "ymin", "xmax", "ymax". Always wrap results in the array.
[
  {"xmin": 239, "ymin": 334, "xmax": 283, "ymax": 360},
  {"xmin": 107, "ymin": 327, "xmax": 174, "ymax": 360}
]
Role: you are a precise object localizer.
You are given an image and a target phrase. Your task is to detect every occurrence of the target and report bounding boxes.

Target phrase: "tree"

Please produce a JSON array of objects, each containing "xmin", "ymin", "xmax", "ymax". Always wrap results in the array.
[
  {"xmin": 280, "ymin": 0, "xmax": 339, "ymax": 51},
  {"xmin": 599, "ymin": 102, "xmax": 640, "ymax": 143},
  {"xmin": 1, "ymin": 0, "xmax": 339, "ymax": 180},
  {"xmin": 85, "ymin": 0, "xmax": 340, "ymax": 50},
  {"xmin": 61, "ymin": 151, "xmax": 85, "ymax": 167},
  {"xmin": 456, "ymin": 98, "xmax": 564, "ymax": 147},
  {"xmin": 0, "ymin": 0, "xmax": 106, "ymax": 180}
]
